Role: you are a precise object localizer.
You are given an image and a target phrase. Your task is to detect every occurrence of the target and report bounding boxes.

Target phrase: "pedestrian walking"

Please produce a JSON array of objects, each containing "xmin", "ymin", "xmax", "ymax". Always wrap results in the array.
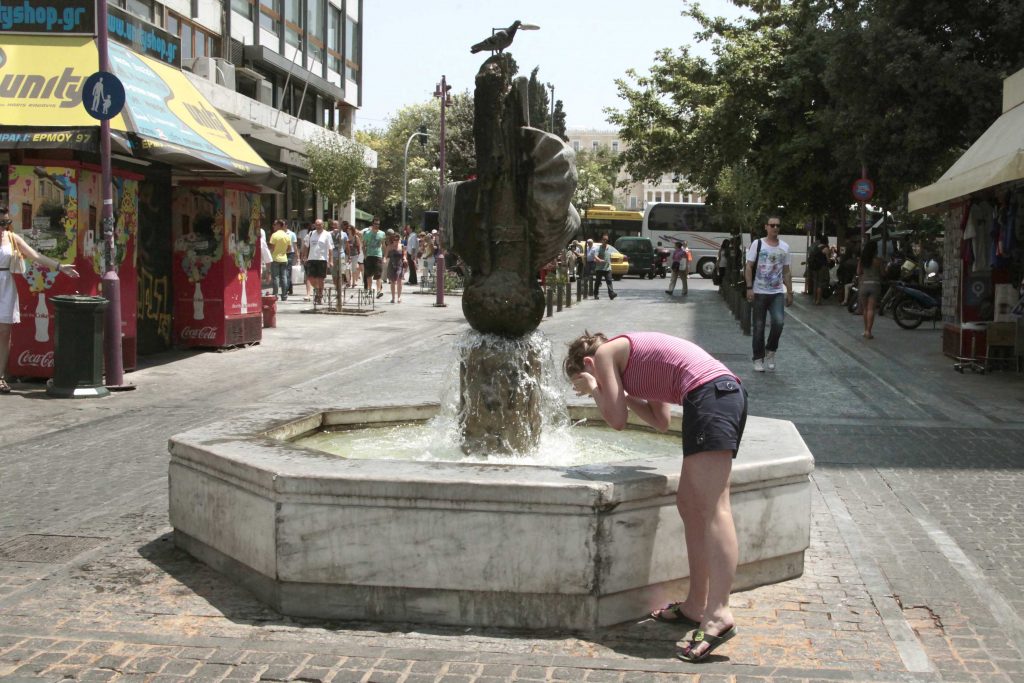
[
  {"xmin": 0, "ymin": 205, "xmax": 81, "ymax": 394},
  {"xmin": 857, "ymin": 240, "xmax": 884, "ymax": 339},
  {"xmin": 285, "ymin": 223, "xmax": 298, "ymax": 296},
  {"xmin": 404, "ymin": 226, "xmax": 419, "ymax": 285},
  {"xmin": 304, "ymin": 219, "xmax": 333, "ymax": 305},
  {"xmin": 808, "ymin": 234, "xmax": 832, "ymax": 305},
  {"xmin": 564, "ymin": 330, "xmax": 745, "ymax": 662},
  {"xmin": 589, "ymin": 234, "xmax": 617, "ymax": 300},
  {"xmin": 346, "ymin": 224, "xmax": 362, "ymax": 287},
  {"xmin": 268, "ymin": 219, "xmax": 291, "ymax": 301},
  {"xmin": 361, "ymin": 218, "xmax": 386, "ymax": 299},
  {"xmin": 745, "ymin": 216, "xmax": 793, "ymax": 372},
  {"xmin": 385, "ymin": 233, "xmax": 407, "ymax": 303},
  {"xmin": 666, "ymin": 241, "xmax": 690, "ymax": 295},
  {"xmin": 714, "ymin": 238, "xmax": 730, "ymax": 286}
]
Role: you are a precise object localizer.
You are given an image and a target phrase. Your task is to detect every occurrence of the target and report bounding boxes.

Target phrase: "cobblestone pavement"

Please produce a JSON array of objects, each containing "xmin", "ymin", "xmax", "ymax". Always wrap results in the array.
[{"xmin": 0, "ymin": 277, "xmax": 1022, "ymax": 682}]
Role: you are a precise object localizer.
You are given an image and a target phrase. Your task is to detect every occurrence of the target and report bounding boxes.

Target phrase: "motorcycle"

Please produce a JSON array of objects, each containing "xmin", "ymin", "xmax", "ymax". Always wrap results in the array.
[
  {"xmin": 653, "ymin": 247, "xmax": 671, "ymax": 278},
  {"xmin": 891, "ymin": 281, "xmax": 942, "ymax": 329}
]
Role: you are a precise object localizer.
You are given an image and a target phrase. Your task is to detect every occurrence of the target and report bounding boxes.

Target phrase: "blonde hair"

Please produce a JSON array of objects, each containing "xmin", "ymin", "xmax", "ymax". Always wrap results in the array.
[{"xmin": 563, "ymin": 331, "xmax": 607, "ymax": 378}]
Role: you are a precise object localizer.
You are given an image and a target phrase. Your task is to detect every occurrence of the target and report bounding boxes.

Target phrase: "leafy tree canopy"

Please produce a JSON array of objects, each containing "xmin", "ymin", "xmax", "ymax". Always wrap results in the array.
[{"xmin": 607, "ymin": 0, "xmax": 1024, "ymax": 234}]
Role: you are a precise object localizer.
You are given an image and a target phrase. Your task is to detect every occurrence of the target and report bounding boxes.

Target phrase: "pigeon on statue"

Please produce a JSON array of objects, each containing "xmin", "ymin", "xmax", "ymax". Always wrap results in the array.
[{"xmin": 470, "ymin": 20, "xmax": 523, "ymax": 54}]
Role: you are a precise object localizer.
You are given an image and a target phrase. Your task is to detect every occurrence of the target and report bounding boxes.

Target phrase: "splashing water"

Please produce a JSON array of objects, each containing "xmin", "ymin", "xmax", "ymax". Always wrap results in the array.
[{"xmin": 294, "ymin": 330, "xmax": 678, "ymax": 466}]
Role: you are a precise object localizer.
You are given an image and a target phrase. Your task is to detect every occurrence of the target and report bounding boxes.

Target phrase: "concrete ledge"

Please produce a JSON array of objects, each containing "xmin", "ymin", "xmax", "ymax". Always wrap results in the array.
[{"xmin": 168, "ymin": 402, "xmax": 814, "ymax": 630}]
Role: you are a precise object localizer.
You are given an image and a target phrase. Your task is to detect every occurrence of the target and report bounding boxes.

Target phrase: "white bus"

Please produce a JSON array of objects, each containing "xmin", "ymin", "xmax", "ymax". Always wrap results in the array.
[{"xmin": 641, "ymin": 202, "xmax": 820, "ymax": 278}]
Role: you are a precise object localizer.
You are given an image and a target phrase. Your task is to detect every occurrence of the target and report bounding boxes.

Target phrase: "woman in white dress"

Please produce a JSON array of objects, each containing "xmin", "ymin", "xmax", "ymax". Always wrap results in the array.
[{"xmin": 0, "ymin": 205, "xmax": 80, "ymax": 394}]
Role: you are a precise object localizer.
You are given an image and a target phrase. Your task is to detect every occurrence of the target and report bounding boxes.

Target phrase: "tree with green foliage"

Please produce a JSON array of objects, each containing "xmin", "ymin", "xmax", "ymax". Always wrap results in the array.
[
  {"xmin": 607, "ymin": 0, "xmax": 1024, "ymax": 234},
  {"xmin": 572, "ymin": 147, "xmax": 619, "ymax": 211},
  {"xmin": 526, "ymin": 67, "xmax": 552, "ymax": 131},
  {"xmin": 552, "ymin": 100, "xmax": 567, "ymax": 141},
  {"xmin": 305, "ymin": 131, "xmax": 371, "ymax": 218}
]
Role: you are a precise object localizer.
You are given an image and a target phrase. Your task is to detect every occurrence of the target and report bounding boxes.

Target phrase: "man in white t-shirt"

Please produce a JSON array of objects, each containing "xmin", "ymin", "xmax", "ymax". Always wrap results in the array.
[
  {"xmin": 744, "ymin": 216, "xmax": 793, "ymax": 372},
  {"xmin": 404, "ymin": 226, "xmax": 419, "ymax": 285},
  {"xmin": 304, "ymin": 219, "xmax": 334, "ymax": 304}
]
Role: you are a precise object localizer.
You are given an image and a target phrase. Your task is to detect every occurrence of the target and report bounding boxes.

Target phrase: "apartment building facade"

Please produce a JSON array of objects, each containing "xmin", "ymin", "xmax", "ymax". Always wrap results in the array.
[{"xmin": 566, "ymin": 129, "xmax": 704, "ymax": 210}]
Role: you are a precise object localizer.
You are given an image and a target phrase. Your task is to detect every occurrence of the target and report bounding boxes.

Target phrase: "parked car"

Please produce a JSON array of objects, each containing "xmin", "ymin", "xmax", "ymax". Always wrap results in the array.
[{"xmin": 614, "ymin": 236, "xmax": 655, "ymax": 278}]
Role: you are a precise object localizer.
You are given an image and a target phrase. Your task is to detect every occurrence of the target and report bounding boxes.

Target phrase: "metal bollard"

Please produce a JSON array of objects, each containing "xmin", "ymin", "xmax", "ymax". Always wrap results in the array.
[
  {"xmin": 566, "ymin": 279, "xmax": 572, "ymax": 308},
  {"xmin": 576, "ymin": 276, "xmax": 582, "ymax": 303},
  {"xmin": 556, "ymin": 282, "xmax": 563, "ymax": 312},
  {"xmin": 739, "ymin": 297, "xmax": 751, "ymax": 335},
  {"xmin": 546, "ymin": 287, "xmax": 554, "ymax": 317}
]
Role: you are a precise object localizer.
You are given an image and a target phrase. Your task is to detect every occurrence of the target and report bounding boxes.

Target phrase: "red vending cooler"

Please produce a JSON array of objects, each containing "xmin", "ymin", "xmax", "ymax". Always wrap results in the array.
[
  {"xmin": 172, "ymin": 183, "xmax": 263, "ymax": 348},
  {"xmin": 5, "ymin": 163, "xmax": 139, "ymax": 379}
]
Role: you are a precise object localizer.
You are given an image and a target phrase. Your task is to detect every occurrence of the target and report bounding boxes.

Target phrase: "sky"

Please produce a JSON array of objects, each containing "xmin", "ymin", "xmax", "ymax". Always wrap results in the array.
[{"xmin": 356, "ymin": 0, "xmax": 747, "ymax": 133}]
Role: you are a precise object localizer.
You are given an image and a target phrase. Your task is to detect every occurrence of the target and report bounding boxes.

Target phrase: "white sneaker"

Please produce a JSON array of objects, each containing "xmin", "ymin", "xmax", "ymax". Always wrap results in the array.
[
  {"xmin": 766, "ymin": 351, "xmax": 776, "ymax": 371},
  {"xmin": 753, "ymin": 358, "xmax": 765, "ymax": 372}
]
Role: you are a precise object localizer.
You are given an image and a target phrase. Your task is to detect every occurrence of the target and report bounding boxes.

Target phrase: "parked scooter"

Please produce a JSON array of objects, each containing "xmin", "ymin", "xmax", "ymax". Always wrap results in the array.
[
  {"xmin": 653, "ymin": 247, "xmax": 671, "ymax": 278},
  {"xmin": 891, "ymin": 281, "xmax": 942, "ymax": 329}
]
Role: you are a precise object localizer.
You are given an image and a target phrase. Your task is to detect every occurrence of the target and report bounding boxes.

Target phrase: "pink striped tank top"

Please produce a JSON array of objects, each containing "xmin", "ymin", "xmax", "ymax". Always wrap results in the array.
[{"xmin": 614, "ymin": 332, "xmax": 734, "ymax": 405}]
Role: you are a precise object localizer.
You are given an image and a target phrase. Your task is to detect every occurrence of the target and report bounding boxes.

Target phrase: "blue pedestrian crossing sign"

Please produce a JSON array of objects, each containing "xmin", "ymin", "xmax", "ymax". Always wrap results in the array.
[{"xmin": 82, "ymin": 72, "xmax": 126, "ymax": 121}]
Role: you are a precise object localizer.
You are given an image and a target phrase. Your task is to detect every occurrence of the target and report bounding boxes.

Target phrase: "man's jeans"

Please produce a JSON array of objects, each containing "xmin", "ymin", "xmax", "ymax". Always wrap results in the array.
[
  {"xmin": 593, "ymin": 269, "xmax": 614, "ymax": 297},
  {"xmin": 271, "ymin": 262, "xmax": 289, "ymax": 299},
  {"xmin": 285, "ymin": 252, "xmax": 296, "ymax": 295},
  {"xmin": 752, "ymin": 292, "xmax": 786, "ymax": 360}
]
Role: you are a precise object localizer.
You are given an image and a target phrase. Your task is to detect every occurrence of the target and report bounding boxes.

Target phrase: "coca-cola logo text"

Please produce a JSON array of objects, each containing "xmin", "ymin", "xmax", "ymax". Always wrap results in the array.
[
  {"xmin": 18, "ymin": 350, "xmax": 55, "ymax": 369},
  {"xmin": 180, "ymin": 326, "xmax": 217, "ymax": 341}
]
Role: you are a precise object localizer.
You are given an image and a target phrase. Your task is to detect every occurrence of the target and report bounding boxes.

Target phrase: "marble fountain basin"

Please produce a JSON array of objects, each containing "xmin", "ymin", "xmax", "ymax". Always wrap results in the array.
[{"xmin": 168, "ymin": 401, "xmax": 814, "ymax": 631}]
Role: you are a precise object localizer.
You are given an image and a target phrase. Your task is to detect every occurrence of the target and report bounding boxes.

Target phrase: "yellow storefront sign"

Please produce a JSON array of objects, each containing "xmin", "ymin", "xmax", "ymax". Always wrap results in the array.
[{"xmin": 0, "ymin": 36, "xmax": 128, "ymax": 129}]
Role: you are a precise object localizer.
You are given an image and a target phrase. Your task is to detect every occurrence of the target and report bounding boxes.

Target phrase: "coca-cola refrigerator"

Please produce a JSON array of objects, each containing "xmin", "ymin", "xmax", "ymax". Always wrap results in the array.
[
  {"xmin": 171, "ymin": 183, "xmax": 263, "ymax": 348},
  {"xmin": 5, "ymin": 163, "xmax": 139, "ymax": 379}
]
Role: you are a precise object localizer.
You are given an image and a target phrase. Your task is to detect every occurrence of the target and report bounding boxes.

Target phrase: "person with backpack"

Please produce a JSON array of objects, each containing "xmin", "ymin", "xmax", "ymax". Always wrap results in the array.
[{"xmin": 744, "ymin": 216, "xmax": 793, "ymax": 372}]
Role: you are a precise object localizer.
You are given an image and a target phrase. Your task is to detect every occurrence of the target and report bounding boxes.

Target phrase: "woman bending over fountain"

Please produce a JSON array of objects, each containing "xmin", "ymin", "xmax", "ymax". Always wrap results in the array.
[{"xmin": 564, "ymin": 331, "xmax": 747, "ymax": 662}]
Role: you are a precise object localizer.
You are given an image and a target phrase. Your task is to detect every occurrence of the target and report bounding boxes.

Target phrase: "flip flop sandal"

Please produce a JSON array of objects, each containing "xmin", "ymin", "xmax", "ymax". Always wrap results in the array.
[
  {"xmin": 0, "ymin": 379, "xmax": 10, "ymax": 394},
  {"xmin": 676, "ymin": 625, "xmax": 737, "ymax": 662},
  {"xmin": 649, "ymin": 603, "xmax": 700, "ymax": 628}
]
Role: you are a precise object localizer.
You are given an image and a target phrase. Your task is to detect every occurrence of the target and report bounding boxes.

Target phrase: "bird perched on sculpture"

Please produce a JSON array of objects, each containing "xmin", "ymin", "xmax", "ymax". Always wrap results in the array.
[{"xmin": 470, "ymin": 20, "xmax": 524, "ymax": 54}]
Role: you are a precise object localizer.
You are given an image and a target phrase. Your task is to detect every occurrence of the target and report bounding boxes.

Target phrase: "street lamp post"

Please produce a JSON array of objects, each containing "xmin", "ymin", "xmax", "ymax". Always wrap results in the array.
[
  {"xmin": 401, "ymin": 128, "xmax": 430, "ymax": 229},
  {"xmin": 547, "ymin": 83, "xmax": 555, "ymax": 133},
  {"xmin": 433, "ymin": 75, "xmax": 451, "ymax": 307}
]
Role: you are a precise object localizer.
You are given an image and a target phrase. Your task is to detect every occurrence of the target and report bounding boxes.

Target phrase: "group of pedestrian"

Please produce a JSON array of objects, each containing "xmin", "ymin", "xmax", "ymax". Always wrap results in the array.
[{"xmin": 263, "ymin": 217, "xmax": 438, "ymax": 305}]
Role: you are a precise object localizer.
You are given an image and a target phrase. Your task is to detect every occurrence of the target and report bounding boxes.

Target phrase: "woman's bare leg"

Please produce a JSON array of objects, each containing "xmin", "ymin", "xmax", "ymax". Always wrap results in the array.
[{"xmin": 679, "ymin": 450, "xmax": 737, "ymax": 658}]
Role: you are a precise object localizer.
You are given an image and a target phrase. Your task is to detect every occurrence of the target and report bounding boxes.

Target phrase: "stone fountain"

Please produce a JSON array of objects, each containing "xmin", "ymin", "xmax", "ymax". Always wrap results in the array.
[{"xmin": 167, "ymin": 46, "xmax": 815, "ymax": 631}]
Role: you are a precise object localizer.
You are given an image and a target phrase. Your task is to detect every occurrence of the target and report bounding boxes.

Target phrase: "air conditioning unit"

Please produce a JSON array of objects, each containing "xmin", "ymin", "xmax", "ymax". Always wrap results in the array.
[
  {"xmin": 189, "ymin": 56, "xmax": 215, "ymax": 80},
  {"xmin": 213, "ymin": 58, "xmax": 236, "ymax": 90},
  {"xmin": 257, "ymin": 79, "xmax": 273, "ymax": 107}
]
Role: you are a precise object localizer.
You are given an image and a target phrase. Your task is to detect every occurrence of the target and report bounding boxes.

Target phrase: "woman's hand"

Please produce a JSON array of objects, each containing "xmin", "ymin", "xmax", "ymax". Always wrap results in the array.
[
  {"xmin": 59, "ymin": 263, "xmax": 80, "ymax": 278},
  {"xmin": 571, "ymin": 372, "xmax": 597, "ymax": 397}
]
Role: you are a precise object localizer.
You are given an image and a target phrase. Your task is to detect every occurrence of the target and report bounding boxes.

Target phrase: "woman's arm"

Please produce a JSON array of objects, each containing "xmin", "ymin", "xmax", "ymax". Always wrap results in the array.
[
  {"xmin": 625, "ymin": 396, "xmax": 671, "ymax": 432},
  {"xmin": 12, "ymin": 233, "xmax": 78, "ymax": 276}
]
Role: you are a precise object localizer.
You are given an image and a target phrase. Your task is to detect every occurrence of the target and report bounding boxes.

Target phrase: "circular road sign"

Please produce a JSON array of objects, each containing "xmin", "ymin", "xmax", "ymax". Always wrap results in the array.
[
  {"xmin": 82, "ymin": 72, "xmax": 126, "ymax": 121},
  {"xmin": 852, "ymin": 177, "xmax": 875, "ymax": 202}
]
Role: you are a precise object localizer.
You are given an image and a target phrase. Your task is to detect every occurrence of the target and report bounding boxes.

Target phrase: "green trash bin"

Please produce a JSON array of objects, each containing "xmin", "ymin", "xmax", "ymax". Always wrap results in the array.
[{"xmin": 46, "ymin": 295, "xmax": 110, "ymax": 399}]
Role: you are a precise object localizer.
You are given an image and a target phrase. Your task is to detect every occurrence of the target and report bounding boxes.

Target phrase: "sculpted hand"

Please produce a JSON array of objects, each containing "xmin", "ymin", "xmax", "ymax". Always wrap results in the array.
[{"xmin": 571, "ymin": 372, "xmax": 597, "ymax": 397}]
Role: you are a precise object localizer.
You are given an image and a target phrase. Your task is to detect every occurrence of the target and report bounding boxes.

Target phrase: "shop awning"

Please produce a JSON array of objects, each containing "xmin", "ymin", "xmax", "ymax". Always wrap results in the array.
[
  {"xmin": 908, "ymin": 91, "xmax": 1024, "ymax": 212},
  {"xmin": 0, "ymin": 36, "xmax": 280, "ymax": 187}
]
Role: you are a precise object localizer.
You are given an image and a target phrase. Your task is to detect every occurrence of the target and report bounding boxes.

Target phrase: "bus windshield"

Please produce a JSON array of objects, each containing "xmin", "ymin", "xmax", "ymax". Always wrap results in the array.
[{"xmin": 580, "ymin": 205, "xmax": 643, "ymax": 243}]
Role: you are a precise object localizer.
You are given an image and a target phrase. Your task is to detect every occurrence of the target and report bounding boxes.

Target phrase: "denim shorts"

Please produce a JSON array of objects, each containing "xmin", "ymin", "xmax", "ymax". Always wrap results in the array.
[{"xmin": 681, "ymin": 375, "xmax": 748, "ymax": 457}]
